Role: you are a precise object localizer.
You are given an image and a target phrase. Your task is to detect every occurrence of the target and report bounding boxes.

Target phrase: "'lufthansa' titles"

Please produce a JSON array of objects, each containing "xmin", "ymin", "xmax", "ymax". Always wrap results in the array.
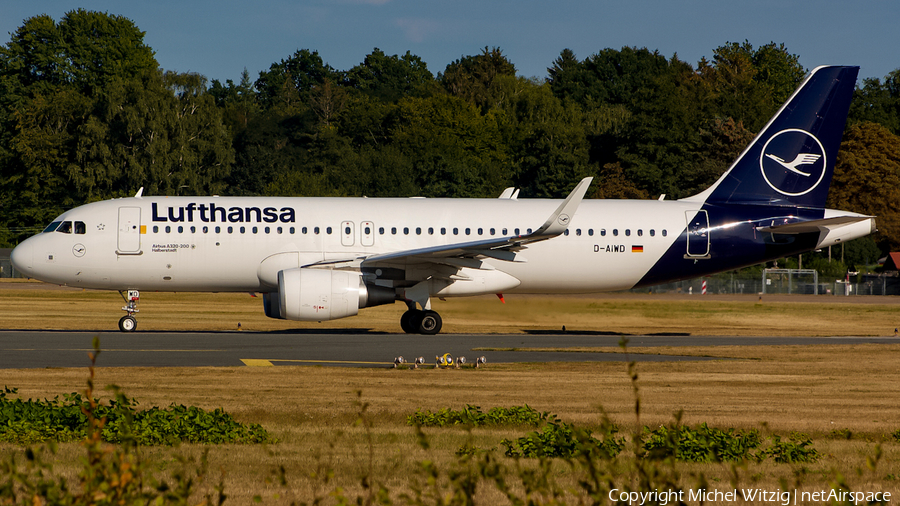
[{"xmin": 151, "ymin": 203, "xmax": 296, "ymax": 223}]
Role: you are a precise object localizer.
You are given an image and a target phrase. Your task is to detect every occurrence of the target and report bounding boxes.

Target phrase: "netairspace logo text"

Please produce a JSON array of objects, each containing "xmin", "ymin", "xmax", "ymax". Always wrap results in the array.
[{"xmin": 609, "ymin": 488, "xmax": 891, "ymax": 505}]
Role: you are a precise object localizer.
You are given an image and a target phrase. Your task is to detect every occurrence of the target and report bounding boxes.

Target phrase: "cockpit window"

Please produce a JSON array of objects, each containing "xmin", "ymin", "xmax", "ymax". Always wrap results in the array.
[
  {"xmin": 74, "ymin": 221, "xmax": 86, "ymax": 234},
  {"xmin": 56, "ymin": 221, "xmax": 73, "ymax": 234},
  {"xmin": 43, "ymin": 221, "xmax": 62, "ymax": 233}
]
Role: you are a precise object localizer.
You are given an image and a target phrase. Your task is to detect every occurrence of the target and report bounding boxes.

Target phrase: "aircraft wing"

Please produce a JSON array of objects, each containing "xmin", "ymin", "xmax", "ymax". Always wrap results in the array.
[
  {"xmin": 304, "ymin": 177, "xmax": 593, "ymax": 269},
  {"xmin": 363, "ymin": 177, "xmax": 592, "ymax": 267}
]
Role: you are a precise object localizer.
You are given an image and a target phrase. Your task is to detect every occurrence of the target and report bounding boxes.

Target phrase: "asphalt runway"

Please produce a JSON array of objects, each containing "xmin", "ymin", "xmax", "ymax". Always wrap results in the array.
[{"xmin": 1, "ymin": 330, "xmax": 899, "ymax": 369}]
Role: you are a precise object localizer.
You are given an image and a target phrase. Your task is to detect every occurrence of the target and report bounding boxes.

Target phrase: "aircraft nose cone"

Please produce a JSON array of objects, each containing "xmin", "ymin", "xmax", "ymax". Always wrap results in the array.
[{"xmin": 10, "ymin": 240, "xmax": 33, "ymax": 276}]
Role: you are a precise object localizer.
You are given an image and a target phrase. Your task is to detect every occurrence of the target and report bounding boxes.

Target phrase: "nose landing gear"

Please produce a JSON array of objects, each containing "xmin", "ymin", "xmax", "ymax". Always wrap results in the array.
[{"xmin": 118, "ymin": 289, "xmax": 140, "ymax": 332}]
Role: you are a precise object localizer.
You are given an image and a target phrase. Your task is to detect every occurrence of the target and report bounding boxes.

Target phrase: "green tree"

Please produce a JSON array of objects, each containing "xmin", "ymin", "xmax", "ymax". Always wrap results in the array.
[
  {"xmin": 70, "ymin": 70, "xmax": 232, "ymax": 198},
  {"xmin": 676, "ymin": 117, "xmax": 755, "ymax": 197},
  {"xmin": 616, "ymin": 55, "xmax": 706, "ymax": 198},
  {"xmin": 592, "ymin": 162, "xmax": 649, "ymax": 199},
  {"xmin": 345, "ymin": 48, "xmax": 434, "ymax": 102},
  {"xmin": 209, "ymin": 69, "xmax": 261, "ymax": 136},
  {"xmin": 0, "ymin": 12, "xmax": 233, "ymax": 245},
  {"xmin": 696, "ymin": 41, "xmax": 804, "ymax": 131},
  {"xmin": 495, "ymin": 76, "xmax": 593, "ymax": 197},
  {"xmin": 388, "ymin": 93, "xmax": 507, "ymax": 197},
  {"xmin": 0, "ymin": 10, "xmax": 159, "ymax": 244},
  {"xmin": 255, "ymin": 49, "xmax": 339, "ymax": 110},
  {"xmin": 440, "ymin": 46, "xmax": 516, "ymax": 113},
  {"xmin": 828, "ymin": 122, "xmax": 900, "ymax": 250},
  {"xmin": 849, "ymin": 69, "xmax": 900, "ymax": 135},
  {"xmin": 0, "ymin": 9, "xmax": 156, "ymax": 95}
]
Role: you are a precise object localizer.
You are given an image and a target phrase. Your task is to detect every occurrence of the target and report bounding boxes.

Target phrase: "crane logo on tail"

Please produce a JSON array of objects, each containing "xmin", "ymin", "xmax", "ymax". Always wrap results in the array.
[
  {"xmin": 759, "ymin": 129, "xmax": 827, "ymax": 196},
  {"xmin": 764, "ymin": 153, "xmax": 821, "ymax": 177}
]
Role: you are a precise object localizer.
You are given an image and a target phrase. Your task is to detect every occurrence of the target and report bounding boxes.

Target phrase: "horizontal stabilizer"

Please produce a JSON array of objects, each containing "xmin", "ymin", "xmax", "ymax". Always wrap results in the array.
[
  {"xmin": 756, "ymin": 215, "xmax": 875, "ymax": 234},
  {"xmin": 757, "ymin": 214, "xmax": 876, "ymax": 250}
]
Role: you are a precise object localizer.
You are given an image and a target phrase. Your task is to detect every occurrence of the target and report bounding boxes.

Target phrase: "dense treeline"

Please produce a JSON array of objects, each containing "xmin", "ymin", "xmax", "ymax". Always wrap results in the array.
[{"xmin": 1, "ymin": 10, "xmax": 899, "ymax": 265}]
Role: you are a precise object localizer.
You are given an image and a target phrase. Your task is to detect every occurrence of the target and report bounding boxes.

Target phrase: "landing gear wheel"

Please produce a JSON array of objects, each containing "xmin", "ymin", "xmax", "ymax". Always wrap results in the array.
[
  {"xmin": 400, "ymin": 310, "xmax": 419, "ymax": 334},
  {"xmin": 417, "ymin": 310, "xmax": 442, "ymax": 335},
  {"xmin": 118, "ymin": 315, "xmax": 137, "ymax": 332},
  {"xmin": 403, "ymin": 310, "xmax": 426, "ymax": 334}
]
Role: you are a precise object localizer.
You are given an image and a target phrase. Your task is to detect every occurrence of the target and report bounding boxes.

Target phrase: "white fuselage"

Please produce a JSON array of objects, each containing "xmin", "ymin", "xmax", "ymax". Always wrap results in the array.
[{"xmin": 12, "ymin": 195, "xmax": 693, "ymax": 294}]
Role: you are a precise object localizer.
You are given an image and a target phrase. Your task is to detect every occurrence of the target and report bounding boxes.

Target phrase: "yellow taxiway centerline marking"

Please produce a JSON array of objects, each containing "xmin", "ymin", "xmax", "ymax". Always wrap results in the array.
[
  {"xmin": 240, "ymin": 359, "xmax": 275, "ymax": 367},
  {"xmin": 240, "ymin": 359, "xmax": 391, "ymax": 367}
]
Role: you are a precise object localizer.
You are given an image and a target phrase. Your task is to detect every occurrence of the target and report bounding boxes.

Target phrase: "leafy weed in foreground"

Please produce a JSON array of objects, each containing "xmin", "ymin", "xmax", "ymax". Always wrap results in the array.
[
  {"xmin": 501, "ymin": 420, "xmax": 625, "ymax": 459},
  {"xmin": 0, "ymin": 386, "xmax": 274, "ymax": 446},
  {"xmin": 407, "ymin": 404, "xmax": 550, "ymax": 427},
  {"xmin": 642, "ymin": 422, "xmax": 763, "ymax": 462}
]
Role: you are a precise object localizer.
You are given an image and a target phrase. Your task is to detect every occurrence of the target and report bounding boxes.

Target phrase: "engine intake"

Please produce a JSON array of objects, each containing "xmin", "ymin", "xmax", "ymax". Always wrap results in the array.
[{"xmin": 266, "ymin": 268, "xmax": 394, "ymax": 321}]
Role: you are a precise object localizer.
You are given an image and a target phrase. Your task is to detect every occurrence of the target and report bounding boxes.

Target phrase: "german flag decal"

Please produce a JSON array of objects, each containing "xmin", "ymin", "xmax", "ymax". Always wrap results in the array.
[{"xmin": 632, "ymin": 245, "xmax": 644, "ymax": 253}]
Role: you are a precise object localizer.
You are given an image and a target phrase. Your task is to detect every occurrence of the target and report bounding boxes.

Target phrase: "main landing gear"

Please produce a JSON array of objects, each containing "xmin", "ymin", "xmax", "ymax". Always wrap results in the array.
[
  {"xmin": 400, "ymin": 302, "xmax": 442, "ymax": 335},
  {"xmin": 118, "ymin": 289, "xmax": 140, "ymax": 332}
]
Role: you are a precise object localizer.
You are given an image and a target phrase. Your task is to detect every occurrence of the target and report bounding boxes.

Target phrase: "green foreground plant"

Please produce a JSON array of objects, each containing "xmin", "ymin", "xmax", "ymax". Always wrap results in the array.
[{"xmin": 0, "ymin": 387, "xmax": 273, "ymax": 446}]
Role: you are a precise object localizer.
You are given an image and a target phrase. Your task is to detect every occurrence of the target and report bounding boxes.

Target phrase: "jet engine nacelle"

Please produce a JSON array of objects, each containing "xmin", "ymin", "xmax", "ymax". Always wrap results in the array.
[{"xmin": 271, "ymin": 268, "xmax": 395, "ymax": 321}]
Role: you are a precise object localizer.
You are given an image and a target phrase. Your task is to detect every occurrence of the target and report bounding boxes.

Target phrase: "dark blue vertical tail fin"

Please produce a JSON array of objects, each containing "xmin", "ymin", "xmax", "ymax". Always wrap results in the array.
[{"xmin": 686, "ymin": 65, "xmax": 859, "ymax": 208}]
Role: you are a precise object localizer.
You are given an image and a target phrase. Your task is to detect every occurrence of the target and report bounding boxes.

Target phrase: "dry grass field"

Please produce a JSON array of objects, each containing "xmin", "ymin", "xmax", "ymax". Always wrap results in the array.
[{"xmin": 2, "ymin": 280, "xmax": 900, "ymax": 503}]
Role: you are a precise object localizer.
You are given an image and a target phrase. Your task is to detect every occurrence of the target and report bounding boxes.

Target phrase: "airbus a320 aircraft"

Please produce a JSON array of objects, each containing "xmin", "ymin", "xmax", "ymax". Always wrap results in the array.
[{"xmin": 11, "ymin": 66, "xmax": 874, "ymax": 335}]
